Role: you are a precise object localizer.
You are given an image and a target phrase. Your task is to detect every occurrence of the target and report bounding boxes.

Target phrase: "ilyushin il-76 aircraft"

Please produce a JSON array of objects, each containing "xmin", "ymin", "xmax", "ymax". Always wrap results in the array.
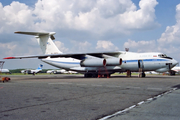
[{"xmin": 4, "ymin": 32, "xmax": 178, "ymax": 78}]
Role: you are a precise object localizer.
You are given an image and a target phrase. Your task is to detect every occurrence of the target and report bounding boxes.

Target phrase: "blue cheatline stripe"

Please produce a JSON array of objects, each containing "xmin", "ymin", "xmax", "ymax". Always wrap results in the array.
[
  {"xmin": 123, "ymin": 59, "xmax": 169, "ymax": 63},
  {"xmin": 45, "ymin": 58, "xmax": 169, "ymax": 65}
]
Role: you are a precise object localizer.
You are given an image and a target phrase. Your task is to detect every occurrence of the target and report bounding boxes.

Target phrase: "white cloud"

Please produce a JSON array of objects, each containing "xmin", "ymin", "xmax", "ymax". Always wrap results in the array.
[
  {"xmin": 70, "ymin": 40, "xmax": 92, "ymax": 52},
  {"xmin": 123, "ymin": 39, "xmax": 157, "ymax": 52},
  {"xmin": 0, "ymin": 42, "xmax": 17, "ymax": 58},
  {"xmin": 158, "ymin": 4, "xmax": 180, "ymax": 44},
  {"xmin": 0, "ymin": 0, "xmax": 159, "ymax": 35},
  {"xmin": 157, "ymin": 3, "xmax": 180, "ymax": 56},
  {"xmin": 119, "ymin": 0, "xmax": 159, "ymax": 30},
  {"xmin": 96, "ymin": 40, "xmax": 119, "ymax": 51},
  {"xmin": 0, "ymin": 2, "xmax": 34, "ymax": 33},
  {"xmin": 54, "ymin": 41, "xmax": 69, "ymax": 53}
]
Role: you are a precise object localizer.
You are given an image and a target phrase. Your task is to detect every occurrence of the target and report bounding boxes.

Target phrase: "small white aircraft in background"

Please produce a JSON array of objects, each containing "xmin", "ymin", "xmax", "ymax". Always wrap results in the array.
[
  {"xmin": 46, "ymin": 70, "xmax": 55, "ymax": 74},
  {"xmin": 0, "ymin": 69, "xmax": 10, "ymax": 74},
  {"xmin": 168, "ymin": 66, "xmax": 180, "ymax": 75},
  {"xmin": 46, "ymin": 69, "xmax": 68, "ymax": 74},
  {"xmin": 21, "ymin": 64, "xmax": 43, "ymax": 75},
  {"xmin": 145, "ymin": 71, "xmax": 160, "ymax": 75},
  {"xmin": 47, "ymin": 69, "xmax": 77, "ymax": 74},
  {"xmin": 4, "ymin": 31, "xmax": 178, "ymax": 78}
]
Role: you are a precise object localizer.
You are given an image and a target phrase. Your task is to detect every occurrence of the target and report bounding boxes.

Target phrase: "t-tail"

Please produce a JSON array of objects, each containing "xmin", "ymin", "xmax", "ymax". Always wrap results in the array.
[
  {"xmin": 36, "ymin": 64, "xmax": 43, "ymax": 70},
  {"xmin": 15, "ymin": 31, "xmax": 62, "ymax": 54}
]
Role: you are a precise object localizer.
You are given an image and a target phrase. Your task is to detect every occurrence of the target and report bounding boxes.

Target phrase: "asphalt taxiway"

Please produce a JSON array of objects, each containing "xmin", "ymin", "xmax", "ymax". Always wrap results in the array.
[{"xmin": 0, "ymin": 74, "xmax": 180, "ymax": 120}]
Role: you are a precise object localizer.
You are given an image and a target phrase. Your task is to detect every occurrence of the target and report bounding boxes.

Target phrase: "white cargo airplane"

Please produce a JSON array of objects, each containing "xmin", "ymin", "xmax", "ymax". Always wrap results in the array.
[
  {"xmin": 21, "ymin": 64, "xmax": 43, "ymax": 75},
  {"xmin": 4, "ymin": 31, "xmax": 178, "ymax": 78}
]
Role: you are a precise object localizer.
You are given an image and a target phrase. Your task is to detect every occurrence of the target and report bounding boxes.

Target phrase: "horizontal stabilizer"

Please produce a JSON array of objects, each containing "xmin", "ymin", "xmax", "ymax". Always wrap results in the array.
[{"xmin": 15, "ymin": 31, "xmax": 56, "ymax": 40}]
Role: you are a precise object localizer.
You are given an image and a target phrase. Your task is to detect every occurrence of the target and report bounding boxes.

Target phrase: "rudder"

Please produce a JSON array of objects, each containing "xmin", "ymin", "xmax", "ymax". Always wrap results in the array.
[{"xmin": 15, "ymin": 31, "xmax": 62, "ymax": 54}]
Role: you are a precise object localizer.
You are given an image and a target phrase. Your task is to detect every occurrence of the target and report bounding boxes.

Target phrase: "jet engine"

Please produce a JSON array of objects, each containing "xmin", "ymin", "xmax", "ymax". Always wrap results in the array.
[
  {"xmin": 80, "ymin": 59, "xmax": 106, "ymax": 67},
  {"xmin": 80, "ymin": 58, "xmax": 122, "ymax": 67},
  {"xmin": 106, "ymin": 58, "xmax": 122, "ymax": 66}
]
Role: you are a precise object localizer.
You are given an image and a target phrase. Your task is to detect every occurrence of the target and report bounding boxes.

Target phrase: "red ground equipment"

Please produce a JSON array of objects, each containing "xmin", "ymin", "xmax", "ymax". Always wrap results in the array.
[{"xmin": 0, "ymin": 61, "xmax": 10, "ymax": 83}]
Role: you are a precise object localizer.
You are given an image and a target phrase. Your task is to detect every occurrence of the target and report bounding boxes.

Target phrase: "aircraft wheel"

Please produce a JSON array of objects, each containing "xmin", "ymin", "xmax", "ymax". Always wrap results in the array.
[
  {"xmin": 104, "ymin": 74, "xmax": 107, "ymax": 78},
  {"xmin": 170, "ymin": 71, "xmax": 176, "ymax": 76},
  {"xmin": 84, "ymin": 73, "xmax": 88, "ymax": 78},
  {"xmin": 84, "ymin": 73, "xmax": 93, "ymax": 78},
  {"xmin": 142, "ymin": 72, "xmax": 146, "ymax": 77},
  {"xmin": 92, "ymin": 74, "xmax": 98, "ymax": 78}
]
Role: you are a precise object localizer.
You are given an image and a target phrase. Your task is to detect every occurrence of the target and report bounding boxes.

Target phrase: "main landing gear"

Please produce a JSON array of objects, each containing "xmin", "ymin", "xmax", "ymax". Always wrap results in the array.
[
  {"xmin": 138, "ymin": 72, "xmax": 146, "ymax": 77},
  {"xmin": 84, "ymin": 73, "xmax": 110, "ymax": 78},
  {"xmin": 127, "ymin": 70, "xmax": 146, "ymax": 78}
]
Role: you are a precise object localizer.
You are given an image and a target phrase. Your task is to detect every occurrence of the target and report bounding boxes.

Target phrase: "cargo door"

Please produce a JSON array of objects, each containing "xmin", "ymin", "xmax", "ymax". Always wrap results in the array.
[{"xmin": 138, "ymin": 60, "xmax": 144, "ymax": 69}]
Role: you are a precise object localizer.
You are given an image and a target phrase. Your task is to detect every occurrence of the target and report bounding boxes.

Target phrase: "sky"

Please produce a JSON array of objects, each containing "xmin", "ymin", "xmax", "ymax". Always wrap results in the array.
[{"xmin": 0, "ymin": 0, "xmax": 180, "ymax": 69}]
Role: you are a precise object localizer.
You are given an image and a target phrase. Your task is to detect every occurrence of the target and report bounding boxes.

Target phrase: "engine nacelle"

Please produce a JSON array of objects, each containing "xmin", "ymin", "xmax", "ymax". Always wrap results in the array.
[
  {"xmin": 80, "ymin": 59, "xmax": 106, "ymax": 67},
  {"xmin": 106, "ymin": 58, "xmax": 122, "ymax": 66}
]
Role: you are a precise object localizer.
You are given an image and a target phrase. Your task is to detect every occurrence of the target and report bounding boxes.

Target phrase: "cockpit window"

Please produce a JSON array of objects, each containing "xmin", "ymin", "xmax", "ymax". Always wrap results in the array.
[{"xmin": 158, "ymin": 54, "xmax": 172, "ymax": 59}]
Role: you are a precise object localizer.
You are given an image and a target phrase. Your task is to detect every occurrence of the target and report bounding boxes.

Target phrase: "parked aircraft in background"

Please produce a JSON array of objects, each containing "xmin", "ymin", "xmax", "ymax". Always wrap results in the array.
[
  {"xmin": 168, "ymin": 66, "xmax": 180, "ymax": 75},
  {"xmin": 46, "ymin": 70, "xmax": 55, "ymax": 74},
  {"xmin": 0, "ymin": 69, "xmax": 10, "ymax": 74},
  {"xmin": 69, "ymin": 70, "xmax": 78, "ymax": 74},
  {"xmin": 145, "ymin": 71, "xmax": 159, "ymax": 75},
  {"xmin": 47, "ymin": 69, "xmax": 78, "ymax": 74},
  {"xmin": 4, "ymin": 31, "xmax": 178, "ymax": 78},
  {"xmin": 21, "ymin": 64, "xmax": 43, "ymax": 75}
]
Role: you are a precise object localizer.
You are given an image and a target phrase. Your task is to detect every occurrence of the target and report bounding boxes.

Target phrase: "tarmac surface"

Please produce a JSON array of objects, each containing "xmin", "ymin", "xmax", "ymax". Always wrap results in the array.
[{"xmin": 0, "ymin": 74, "xmax": 180, "ymax": 120}]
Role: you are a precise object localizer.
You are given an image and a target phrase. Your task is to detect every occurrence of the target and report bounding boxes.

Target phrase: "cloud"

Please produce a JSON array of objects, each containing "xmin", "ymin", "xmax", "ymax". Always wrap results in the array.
[
  {"xmin": 70, "ymin": 40, "xmax": 92, "ymax": 52},
  {"xmin": 0, "ymin": 2, "xmax": 34, "ymax": 33},
  {"xmin": 0, "ymin": 42, "xmax": 17, "ymax": 58},
  {"xmin": 54, "ymin": 41, "xmax": 69, "ymax": 53},
  {"xmin": 119, "ymin": 0, "xmax": 159, "ymax": 30},
  {"xmin": 123, "ymin": 39, "xmax": 157, "ymax": 52},
  {"xmin": 158, "ymin": 4, "xmax": 180, "ymax": 44},
  {"xmin": 0, "ymin": 0, "xmax": 159, "ymax": 36},
  {"xmin": 157, "ymin": 3, "xmax": 180, "ymax": 55},
  {"xmin": 96, "ymin": 40, "xmax": 119, "ymax": 51},
  {"xmin": 123, "ymin": 3, "xmax": 180, "ymax": 55}
]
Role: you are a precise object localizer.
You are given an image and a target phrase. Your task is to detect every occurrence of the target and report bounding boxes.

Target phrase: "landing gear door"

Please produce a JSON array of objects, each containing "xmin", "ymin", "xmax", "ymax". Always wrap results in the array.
[{"xmin": 138, "ymin": 60, "xmax": 144, "ymax": 69}]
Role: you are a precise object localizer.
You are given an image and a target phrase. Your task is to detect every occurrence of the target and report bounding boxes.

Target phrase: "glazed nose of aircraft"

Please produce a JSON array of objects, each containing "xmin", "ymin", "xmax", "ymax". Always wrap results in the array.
[{"xmin": 172, "ymin": 59, "xmax": 179, "ymax": 67}]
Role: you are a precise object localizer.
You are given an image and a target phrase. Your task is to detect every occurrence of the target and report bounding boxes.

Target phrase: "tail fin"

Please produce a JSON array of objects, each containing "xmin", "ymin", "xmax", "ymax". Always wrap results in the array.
[
  {"xmin": 36, "ymin": 64, "xmax": 43, "ymax": 70},
  {"xmin": 15, "ymin": 31, "xmax": 62, "ymax": 54}
]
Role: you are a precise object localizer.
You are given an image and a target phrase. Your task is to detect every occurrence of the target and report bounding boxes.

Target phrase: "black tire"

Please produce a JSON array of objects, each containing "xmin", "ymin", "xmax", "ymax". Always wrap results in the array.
[{"xmin": 142, "ymin": 73, "xmax": 146, "ymax": 77}]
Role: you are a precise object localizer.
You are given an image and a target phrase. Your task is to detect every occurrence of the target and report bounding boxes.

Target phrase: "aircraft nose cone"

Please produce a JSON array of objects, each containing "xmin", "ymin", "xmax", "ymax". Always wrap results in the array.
[{"xmin": 172, "ymin": 59, "xmax": 178, "ymax": 66}]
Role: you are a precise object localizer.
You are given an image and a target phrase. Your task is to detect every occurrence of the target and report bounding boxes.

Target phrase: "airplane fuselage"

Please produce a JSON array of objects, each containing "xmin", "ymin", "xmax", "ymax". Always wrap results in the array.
[{"xmin": 41, "ymin": 51, "xmax": 177, "ymax": 75}]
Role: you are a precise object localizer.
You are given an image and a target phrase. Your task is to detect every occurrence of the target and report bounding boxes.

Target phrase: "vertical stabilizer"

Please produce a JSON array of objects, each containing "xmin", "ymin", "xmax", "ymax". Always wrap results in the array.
[
  {"xmin": 15, "ymin": 31, "xmax": 62, "ymax": 54},
  {"xmin": 36, "ymin": 64, "xmax": 43, "ymax": 70}
]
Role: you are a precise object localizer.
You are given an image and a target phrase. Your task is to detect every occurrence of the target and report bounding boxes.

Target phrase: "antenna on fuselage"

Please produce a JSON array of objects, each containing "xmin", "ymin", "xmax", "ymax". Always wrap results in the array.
[{"xmin": 125, "ymin": 48, "xmax": 129, "ymax": 52}]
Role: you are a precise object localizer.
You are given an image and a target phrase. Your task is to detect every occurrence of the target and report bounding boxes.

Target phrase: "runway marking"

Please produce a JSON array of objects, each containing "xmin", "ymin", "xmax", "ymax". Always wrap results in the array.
[
  {"xmin": 99, "ymin": 87, "xmax": 179, "ymax": 120},
  {"xmin": 48, "ymin": 82, "xmax": 72, "ymax": 85},
  {"xmin": 138, "ymin": 101, "xmax": 145, "ymax": 105}
]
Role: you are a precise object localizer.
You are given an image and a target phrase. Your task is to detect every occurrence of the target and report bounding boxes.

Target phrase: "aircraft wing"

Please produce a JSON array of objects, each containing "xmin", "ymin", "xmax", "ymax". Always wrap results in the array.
[{"xmin": 4, "ymin": 51, "xmax": 122, "ymax": 60}]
